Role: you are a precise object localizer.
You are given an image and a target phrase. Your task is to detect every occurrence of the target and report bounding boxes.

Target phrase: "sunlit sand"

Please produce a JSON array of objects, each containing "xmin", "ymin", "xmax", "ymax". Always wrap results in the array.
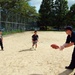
[{"xmin": 0, "ymin": 31, "xmax": 75, "ymax": 75}]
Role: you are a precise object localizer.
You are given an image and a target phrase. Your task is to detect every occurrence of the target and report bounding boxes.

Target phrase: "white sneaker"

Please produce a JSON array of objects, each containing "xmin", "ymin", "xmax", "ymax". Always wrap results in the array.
[{"xmin": 30, "ymin": 47, "xmax": 34, "ymax": 50}]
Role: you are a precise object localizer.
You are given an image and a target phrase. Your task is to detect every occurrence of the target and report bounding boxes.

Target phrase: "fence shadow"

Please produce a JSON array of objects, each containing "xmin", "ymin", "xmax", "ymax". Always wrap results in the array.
[{"xmin": 58, "ymin": 69, "xmax": 73, "ymax": 75}]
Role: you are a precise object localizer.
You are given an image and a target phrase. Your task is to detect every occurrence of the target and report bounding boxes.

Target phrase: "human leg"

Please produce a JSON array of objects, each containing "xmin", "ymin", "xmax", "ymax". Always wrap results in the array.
[{"xmin": 65, "ymin": 47, "xmax": 75, "ymax": 70}]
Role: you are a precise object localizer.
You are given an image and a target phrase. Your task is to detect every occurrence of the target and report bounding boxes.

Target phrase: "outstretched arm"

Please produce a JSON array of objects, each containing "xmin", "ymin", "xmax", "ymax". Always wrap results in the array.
[
  {"xmin": 60, "ymin": 42, "xmax": 74, "ymax": 50},
  {"xmin": 65, "ymin": 42, "xmax": 74, "ymax": 47}
]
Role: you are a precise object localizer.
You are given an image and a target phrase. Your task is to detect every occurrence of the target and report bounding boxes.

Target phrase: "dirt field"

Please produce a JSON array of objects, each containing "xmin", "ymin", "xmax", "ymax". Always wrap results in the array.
[{"xmin": 0, "ymin": 31, "xmax": 75, "ymax": 75}]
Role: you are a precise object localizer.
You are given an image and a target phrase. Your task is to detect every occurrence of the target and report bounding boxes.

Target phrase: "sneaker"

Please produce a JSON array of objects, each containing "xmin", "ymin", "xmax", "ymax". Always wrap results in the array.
[
  {"xmin": 30, "ymin": 47, "xmax": 34, "ymax": 50},
  {"xmin": 34, "ymin": 48, "xmax": 36, "ymax": 50},
  {"xmin": 65, "ymin": 66, "xmax": 74, "ymax": 70},
  {"xmin": 1, "ymin": 48, "xmax": 4, "ymax": 50}
]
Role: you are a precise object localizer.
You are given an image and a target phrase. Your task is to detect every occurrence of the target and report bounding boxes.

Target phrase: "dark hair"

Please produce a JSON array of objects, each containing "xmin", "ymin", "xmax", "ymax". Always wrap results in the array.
[
  {"xmin": 34, "ymin": 31, "xmax": 37, "ymax": 33},
  {"xmin": 65, "ymin": 26, "xmax": 73, "ymax": 31}
]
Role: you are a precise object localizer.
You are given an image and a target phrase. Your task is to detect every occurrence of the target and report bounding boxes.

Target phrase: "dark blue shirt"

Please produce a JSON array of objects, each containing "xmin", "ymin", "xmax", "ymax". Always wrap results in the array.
[
  {"xmin": 32, "ymin": 34, "xmax": 38, "ymax": 41},
  {"xmin": 66, "ymin": 31, "xmax": 75, "ymax": 45}
]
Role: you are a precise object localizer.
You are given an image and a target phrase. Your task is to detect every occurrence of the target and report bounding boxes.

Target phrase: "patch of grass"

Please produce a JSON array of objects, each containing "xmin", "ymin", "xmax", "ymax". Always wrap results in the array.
[{"xmin": 3, "ymin": 30, "xmax": 25, "ymax": 35}]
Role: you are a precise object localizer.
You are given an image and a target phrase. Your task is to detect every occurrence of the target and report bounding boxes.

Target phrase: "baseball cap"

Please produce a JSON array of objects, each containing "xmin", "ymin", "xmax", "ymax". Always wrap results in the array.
[{"xmin": 65, "ymin": 26, "xmax": 73, "ymax": 31}]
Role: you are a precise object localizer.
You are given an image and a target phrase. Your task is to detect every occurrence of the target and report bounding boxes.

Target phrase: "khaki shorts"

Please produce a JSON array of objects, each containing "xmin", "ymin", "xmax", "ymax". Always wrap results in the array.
[{"xmin": 33, "ymin": 41, "xmax": 37, "ymax": 45}]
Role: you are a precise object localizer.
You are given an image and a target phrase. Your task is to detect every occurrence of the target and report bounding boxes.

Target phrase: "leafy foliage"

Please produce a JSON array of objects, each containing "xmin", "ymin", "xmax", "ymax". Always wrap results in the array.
[
  {"xmin": 0, "ymin": 0, "xmax": 38, "ymax": 31},
  {"xmin": 38, "ymin": 0, "xmax": 69, "ymax": 30}
]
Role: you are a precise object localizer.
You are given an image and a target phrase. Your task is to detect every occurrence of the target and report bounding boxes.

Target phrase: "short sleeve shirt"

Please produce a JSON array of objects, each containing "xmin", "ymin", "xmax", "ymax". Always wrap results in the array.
[
  {"xmin": 32, "ymin": 35, "xmax": 38, "ymax": 41},
  {"xmin": 66, "ymin": 31, "xmax": 75, "ymax": 45}
]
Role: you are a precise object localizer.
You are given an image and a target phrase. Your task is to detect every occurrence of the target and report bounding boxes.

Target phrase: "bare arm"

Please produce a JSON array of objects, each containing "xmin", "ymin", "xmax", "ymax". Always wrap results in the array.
[
  {"xmin": 60, "ymin": 42, "xmax": 74, "ymax": 50},
  {"xmin": 65, "ymin": 42, "xmax": 74, "ymax": 48}
]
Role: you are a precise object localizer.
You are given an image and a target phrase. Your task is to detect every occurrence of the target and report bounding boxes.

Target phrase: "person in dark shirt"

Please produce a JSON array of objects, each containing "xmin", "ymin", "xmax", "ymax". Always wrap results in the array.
[
  {"xmin": 60, "ymin": 26, "xmax": 75, "ymax": 70},
  {"xmin": 0, "ymin": 30, "xmax": 4, "ymax": 51},
  {"xmin": 32, "ymin": 31, "xmax": 39, "ymax": 49}
]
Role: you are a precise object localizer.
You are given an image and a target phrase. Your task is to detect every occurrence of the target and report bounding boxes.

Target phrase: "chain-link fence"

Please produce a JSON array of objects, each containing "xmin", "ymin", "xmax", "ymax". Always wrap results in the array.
[{"xmin": 0, "ymin": 8, "xmax": 38, "ymax": 32}]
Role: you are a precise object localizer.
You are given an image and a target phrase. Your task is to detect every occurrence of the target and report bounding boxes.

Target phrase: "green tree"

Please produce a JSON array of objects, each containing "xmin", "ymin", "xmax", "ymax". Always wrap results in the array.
[
  {"xmin": 64, "ymin": 4, "xmax": 75, "ymax": 27},
  {"xmin": 70, "ymin": 4, "xmax": 75, "ymax": 27},
  {"xmin": 0, "ymin": 0, "xmax": 38, "ymax": 31},
  {"xmin": 54, "ymin": 0, "xmax": 68, "ymax": 29},
  {"xmin": 39, "ymin": 0, "xmax": 54, "ymax": 30}
]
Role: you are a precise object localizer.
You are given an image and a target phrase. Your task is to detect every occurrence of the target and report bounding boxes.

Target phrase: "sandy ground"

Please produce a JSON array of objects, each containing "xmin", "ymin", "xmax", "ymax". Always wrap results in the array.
[{"xmin": 0, "ymin": 31, "xmax": 75, "ymax": 75}]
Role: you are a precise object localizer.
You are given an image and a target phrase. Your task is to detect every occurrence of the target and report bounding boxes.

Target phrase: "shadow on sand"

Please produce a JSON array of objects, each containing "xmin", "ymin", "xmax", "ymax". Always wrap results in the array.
[
  {"xmin": 19, "ymin": 48, "xmax": 34, "ymax": 52},
  {"xmin": 29, "ymin": 74, "xmax": 43, "ymax": 75},
  {"xmin": 58, "ymin": 69, "xmax": 73, "ymax": 75}
]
